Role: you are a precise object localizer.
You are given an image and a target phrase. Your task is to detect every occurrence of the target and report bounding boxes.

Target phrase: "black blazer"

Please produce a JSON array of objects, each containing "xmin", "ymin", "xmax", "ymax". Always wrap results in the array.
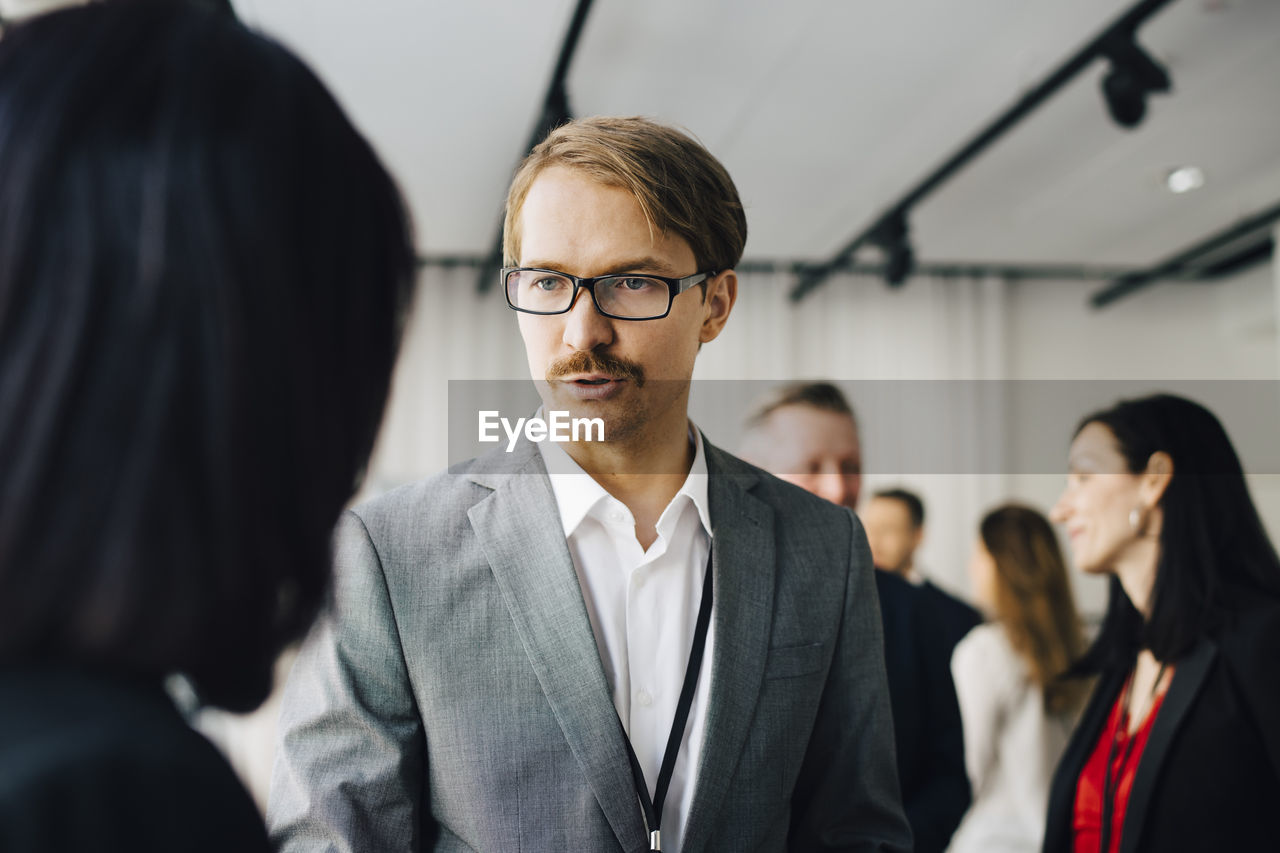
[
  {"xmin": 1043, "ymin": 600, "xmax": 1280, "ymax": 853},
  {"xmin": 876, "ymin": 570, "xmax": 979, "ymax": 853},
  {"xmin": 0, "ymin": 667, "xmax": 270, "ymax": 853},
  {"xmin": 918, "ymin": 580, "xmax": 982, "ymax": 653}
]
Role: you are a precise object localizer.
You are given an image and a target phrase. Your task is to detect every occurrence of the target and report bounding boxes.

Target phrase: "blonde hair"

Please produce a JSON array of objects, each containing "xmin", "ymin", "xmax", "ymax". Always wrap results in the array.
[
  {"xmin": 743, "ymin": 381, "xmax": 857, "ymax": 431},
  {"xmin": 503, "ymin": 116, "xmax": 747, "ymax": 273},
  {"xmin": 980, "ymin": 504, "xmax": 1089, "ymax": 715}
]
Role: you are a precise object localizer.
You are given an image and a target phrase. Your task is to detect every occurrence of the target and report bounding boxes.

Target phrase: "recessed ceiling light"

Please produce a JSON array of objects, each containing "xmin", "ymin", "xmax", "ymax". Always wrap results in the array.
[{"xmin": 1166, "ymin": 166, "xmax": 1206, "ymax": 194}]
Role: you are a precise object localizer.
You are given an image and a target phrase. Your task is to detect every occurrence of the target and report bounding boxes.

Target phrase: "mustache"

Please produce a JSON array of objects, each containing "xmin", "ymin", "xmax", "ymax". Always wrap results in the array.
[{"xmin": 546, "ymin": 351, "xmax": 645, "ymax": 386}]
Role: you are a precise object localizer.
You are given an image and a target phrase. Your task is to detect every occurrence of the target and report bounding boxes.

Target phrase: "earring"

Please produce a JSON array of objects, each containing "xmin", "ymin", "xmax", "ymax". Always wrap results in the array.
[{"xmin": 1129, "ymin": 506, "xmax": 1143, "ymax": 533}]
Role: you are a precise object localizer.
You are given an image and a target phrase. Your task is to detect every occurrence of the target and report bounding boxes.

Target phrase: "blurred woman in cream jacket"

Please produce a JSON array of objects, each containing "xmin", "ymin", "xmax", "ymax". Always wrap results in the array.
[{"xmin": 947, "ymin": 505, "xmax": 1088, "ymax": 853}]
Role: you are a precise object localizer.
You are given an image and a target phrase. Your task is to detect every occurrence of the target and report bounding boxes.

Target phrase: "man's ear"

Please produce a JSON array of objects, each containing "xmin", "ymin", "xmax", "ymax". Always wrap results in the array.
[
  {"xmin": 1140, "ymin": 451, "xmax": 1174, "ymax": 509},
  {"xmin": 699, "ymin": 270, "xmax": 737, "ymax": 344}
]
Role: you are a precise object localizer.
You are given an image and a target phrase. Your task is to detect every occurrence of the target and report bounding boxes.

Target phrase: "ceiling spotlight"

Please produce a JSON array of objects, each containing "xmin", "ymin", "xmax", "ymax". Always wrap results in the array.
[
  {"xmin": 884, "ymin": 242, "xmax": 914, "ymax": 287},
  {"xmin": 1100, "ymin": 33, "xmax": 1171, "ymax": 129},
  {"xmin": 871, "ymin": 212, "xmax": 914, "ymax": 287},
  {"xmin": 1165, "ymin": 166, "xmax": 1205, "ymax": 194}
]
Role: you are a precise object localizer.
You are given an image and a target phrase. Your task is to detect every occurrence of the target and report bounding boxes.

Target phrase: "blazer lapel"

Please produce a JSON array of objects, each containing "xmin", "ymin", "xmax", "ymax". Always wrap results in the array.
[
  {"xmin": 1044, "ymin": 640, "xmax": 1219, "ymax": 853},
  {"xmin": 1118, "ymin": 639, "xmax": 1218, "ymax": 853},
  {"xmin": 466, "ymin": 439, "xmax": 646, "ymax": 851},
  {"xmin": 681, "ymin": 442, "xmax": 776, "ymax": 853},
  {"xmin": 1043, "ymin": 670, "xmax": 1125, "ymax": 853}
]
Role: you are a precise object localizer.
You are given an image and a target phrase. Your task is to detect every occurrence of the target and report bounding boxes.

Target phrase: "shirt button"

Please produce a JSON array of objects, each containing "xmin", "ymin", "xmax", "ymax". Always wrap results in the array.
[
  {"xmin": 609, "ymin": 510, "xmax": 626, "ymax": 523},
  {"xmin": 636, "ymin": 690, "xmax": 653, "ymax": 707}
]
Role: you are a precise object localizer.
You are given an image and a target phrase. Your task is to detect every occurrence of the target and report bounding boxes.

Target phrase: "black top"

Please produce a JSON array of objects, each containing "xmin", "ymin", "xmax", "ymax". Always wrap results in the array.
[
  {"xmin": 1043, "ymin": 598, "xmax": 1280, "ymax": 853},
  {"xmin": 918, "ymin": 580, "xmax": 982, "ymax": 653},
  {"xmin": 876, "ymin": 571, "xmax": 980, "ymax": 853},
  {"xmin": 0, "ymin": 667, "xmax": 270, "ymax": 852}
]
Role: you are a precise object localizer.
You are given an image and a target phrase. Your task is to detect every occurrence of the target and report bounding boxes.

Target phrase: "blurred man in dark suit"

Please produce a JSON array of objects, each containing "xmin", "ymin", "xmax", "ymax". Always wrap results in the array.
[
  {"xmin": 742, "ymin": 383, "xmax": 974, "ymax": 853},
  {"xmin": 864, "ymin": 488, "xmax": 982, "ymax": 658}
]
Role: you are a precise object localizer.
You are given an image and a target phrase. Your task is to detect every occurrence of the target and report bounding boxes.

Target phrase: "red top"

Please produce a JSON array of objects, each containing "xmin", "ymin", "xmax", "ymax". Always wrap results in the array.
[{"xmin": 1072, "ymin": 683, "xmax": 1167, "ymax": 853}]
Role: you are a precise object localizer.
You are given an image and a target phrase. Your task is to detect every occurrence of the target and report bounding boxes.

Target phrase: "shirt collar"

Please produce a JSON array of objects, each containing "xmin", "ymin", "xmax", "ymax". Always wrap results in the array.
[{"xmin": 539, "ymin": 421, "xmax": 711, "ymax": 539}]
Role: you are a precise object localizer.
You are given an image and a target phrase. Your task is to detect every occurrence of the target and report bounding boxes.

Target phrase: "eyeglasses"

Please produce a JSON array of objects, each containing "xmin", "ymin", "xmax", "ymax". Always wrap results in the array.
[{"xmin": 502, "ymin": 267, "xmax": 715, "ymax": 321}]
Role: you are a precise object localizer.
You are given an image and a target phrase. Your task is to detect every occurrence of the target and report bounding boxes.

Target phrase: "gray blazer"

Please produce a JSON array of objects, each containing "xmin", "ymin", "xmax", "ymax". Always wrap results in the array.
[{"xmin": 268, "ymin": 436, "xmax": 910, "ymax": 853}]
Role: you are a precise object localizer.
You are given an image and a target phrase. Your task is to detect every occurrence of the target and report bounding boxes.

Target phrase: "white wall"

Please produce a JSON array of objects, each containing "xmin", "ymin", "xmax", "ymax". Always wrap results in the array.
[
  {"xmin": 1003, "ymin": 262, "xmax": 1279, "ymax": 617},
  {"xmin": 1007, "ymin": 266, "xmax": 1277, "ymax": 381}
]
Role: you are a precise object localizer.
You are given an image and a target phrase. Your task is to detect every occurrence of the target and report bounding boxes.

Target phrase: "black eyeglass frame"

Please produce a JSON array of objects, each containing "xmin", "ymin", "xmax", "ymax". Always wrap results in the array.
[{"xmin": 501, "ymin": 267, "xmax": 717, "ymax": 321}]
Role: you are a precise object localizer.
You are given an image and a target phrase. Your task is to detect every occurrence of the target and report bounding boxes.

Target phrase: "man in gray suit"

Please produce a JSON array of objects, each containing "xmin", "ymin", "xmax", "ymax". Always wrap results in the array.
[{"xmin": 269, "ymin": 116, "xmax": 910, "ymax": 853}]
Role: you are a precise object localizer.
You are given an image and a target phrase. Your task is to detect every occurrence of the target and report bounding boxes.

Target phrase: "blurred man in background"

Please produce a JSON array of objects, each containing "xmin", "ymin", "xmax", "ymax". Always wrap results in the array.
[
  {"xmin": 739, "ymin": 381, "xmax": 863, "ymax": 509},
  {"xmin": 742, "ymin": 382, "xmax": 973, "ymax": 853},
  {"xmin": 864, "ymin": 488, "xmax": 982, "ymax": 662},
  {"xmin": 862, "ymin": 489, "xmax": 926, "ymax": 583}
]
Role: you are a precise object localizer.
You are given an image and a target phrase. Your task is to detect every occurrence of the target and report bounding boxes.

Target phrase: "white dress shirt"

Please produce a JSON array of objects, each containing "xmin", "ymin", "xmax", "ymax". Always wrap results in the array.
[
  {"xmin": 947, "ymin": 623, "xmax": 1076, "ymax": 853},
  {"xmin": 539, "ymin": 428, "xmax": 712, "ymax": 853}
]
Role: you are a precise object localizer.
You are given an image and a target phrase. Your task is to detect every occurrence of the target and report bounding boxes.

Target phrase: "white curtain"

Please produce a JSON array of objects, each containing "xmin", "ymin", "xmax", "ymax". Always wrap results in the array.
[{"xmin": 364, "ymin": 265, "xmax": 526, "ymax": 493}]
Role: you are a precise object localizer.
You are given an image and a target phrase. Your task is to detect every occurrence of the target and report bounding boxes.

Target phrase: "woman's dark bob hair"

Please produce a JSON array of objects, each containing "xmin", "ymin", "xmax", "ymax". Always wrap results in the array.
[
  {"xmin": 0, "ymin": 2, "xmax": 416, "ymax": 711},
  {"xmin": 1073, "ymin": 394, "xmax": 1280, "ymax": 672}
]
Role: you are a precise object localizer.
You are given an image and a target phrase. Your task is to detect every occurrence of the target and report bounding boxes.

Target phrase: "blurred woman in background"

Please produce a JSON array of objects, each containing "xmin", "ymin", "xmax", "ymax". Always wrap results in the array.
[
  {"xmin": 1043, "ymin": 394, "xmax": 1280, "ymax": 853},
  {"xmin": 947, "ymin": 504, "xmax": 1087, "ymax": 853},
  {"xmin": 0, "ymin": 3, "xmax": 415, "ymax": 850}
]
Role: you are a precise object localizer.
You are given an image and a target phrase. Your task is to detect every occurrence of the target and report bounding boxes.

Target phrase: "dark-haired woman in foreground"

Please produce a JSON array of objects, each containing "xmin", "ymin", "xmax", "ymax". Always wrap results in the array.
[
  {"xmin": 1043, "ymin": 394, "xmax": 1280, "ymax": 853},
  {"xmin": 0, "ymin": 3, "xmax": 415, "ymax": 851}
]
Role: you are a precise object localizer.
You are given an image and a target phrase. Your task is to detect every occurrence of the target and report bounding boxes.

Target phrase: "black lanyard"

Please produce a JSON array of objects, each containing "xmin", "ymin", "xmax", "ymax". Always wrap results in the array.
[{"xmin": 617, "ymin": 545, "xmax": 714, "ymax": 852}]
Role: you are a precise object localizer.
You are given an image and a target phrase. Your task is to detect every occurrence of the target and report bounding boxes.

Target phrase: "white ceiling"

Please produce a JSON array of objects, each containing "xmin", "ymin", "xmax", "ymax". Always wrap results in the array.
[{"xmin": 230, "ymin": 0, "xmax": 1280, "ymax": 271}]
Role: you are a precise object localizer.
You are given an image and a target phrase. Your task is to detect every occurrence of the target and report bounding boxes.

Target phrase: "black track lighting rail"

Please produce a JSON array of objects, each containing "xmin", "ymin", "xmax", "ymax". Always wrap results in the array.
[
  {"xmin": 1089, "ymin": 200, "xmax": 1280, "ymax": 308},
  {"xmin": 426, "ymin": 241, "xmax": 1273, "ymax": 295},
  {"xmin": 789, "ymin": 0, "xmax": 1179, "ymax": 303},
  {"xmin": 423, "ymin": 254, "xmax": 1135, "ymax": 281},
  {"xmin": 475, "ymin": 0, "xmax": 596, "ymax": 294}
]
